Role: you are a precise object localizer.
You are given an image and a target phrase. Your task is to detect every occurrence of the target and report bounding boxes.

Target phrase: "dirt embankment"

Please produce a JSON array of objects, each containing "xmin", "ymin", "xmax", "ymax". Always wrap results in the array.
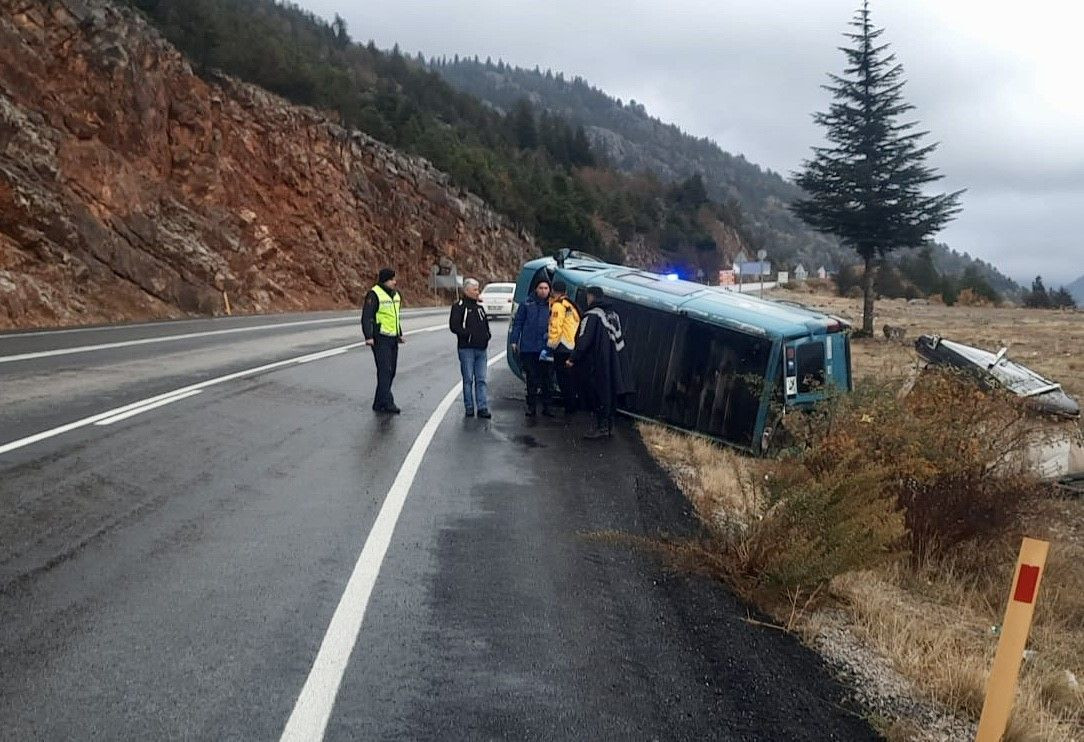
[{"xmin": 0, "ymin": 0, "xmax": 535, "ymax": 329}]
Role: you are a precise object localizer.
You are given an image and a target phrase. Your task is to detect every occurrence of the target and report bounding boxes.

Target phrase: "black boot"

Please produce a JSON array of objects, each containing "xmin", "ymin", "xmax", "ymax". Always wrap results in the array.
[{"xmin": 583, "ymin": 415, "xmax": 612, "ymax": 440}]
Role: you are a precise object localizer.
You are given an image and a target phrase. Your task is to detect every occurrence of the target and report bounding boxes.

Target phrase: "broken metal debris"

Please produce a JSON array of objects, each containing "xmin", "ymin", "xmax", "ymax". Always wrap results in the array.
[{"xmin": 914, "ymin": 335, "xmax": 1080, "ymax": 420}]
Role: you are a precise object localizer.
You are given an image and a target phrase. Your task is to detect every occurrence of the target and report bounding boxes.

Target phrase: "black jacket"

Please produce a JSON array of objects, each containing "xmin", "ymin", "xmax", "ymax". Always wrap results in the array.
[
  {"xmin": 449, "ymin": 297, "xmax": 491, "ymax": 349},
  {"xmin": 570, "ymin": 298, "xmax": 633, "ymax": 401},
  {"xmin": 361, "ymin": 284, "xmax": 401, "ymax": 341}
]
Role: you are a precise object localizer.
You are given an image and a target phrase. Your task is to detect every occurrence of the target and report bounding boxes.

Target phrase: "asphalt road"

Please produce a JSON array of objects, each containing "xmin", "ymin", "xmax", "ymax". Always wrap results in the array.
[{"xmin": 0, "ymin": 310, "xmax": 876, "ymax": 740}]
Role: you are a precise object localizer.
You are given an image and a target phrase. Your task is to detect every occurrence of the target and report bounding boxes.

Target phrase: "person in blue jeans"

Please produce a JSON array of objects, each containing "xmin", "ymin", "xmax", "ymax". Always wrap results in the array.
[{"xmin": 448, "ymin": 278, "xmax": 492, "ymax": 418}]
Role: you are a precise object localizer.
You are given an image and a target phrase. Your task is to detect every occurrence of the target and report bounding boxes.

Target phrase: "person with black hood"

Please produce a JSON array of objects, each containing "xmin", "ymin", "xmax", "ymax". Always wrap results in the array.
[
  {"xmin": 567, "ymin": 286, "xmax": 631, "ymax": 439},
  {"xmin": 449, "ymin": 278, "xmax": 492, "ymax": 418},
  {"xmin": 361, "ymin": 267, "xmax": 404, "ymax": 414}
]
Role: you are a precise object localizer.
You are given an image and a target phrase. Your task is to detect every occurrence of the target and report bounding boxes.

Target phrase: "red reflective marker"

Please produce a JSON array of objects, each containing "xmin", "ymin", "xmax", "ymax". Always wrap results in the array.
[{"xmin": 1013, "ymin": 564, "xmax": 1041, "ymax": 604}]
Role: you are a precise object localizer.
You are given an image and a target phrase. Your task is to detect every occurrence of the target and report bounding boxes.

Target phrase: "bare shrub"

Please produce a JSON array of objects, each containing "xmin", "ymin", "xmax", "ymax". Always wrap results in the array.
[
  {"xmin": 779, "ymin": 368, "xmax": 1045, "ymax": 557},
  {"xmin": 640, "ymin": 422, "xmax": 904, "ymax": 606},
  {"xmin": 744, "ymin": 456, "xmax": 904, "ymax": 595}
]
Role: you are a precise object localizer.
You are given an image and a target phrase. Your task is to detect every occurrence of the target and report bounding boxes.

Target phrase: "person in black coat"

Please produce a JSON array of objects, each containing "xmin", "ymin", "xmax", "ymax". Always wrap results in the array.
[
  {"xmin": 361, "ymin": 267, "xmax": 404, "ymax": 414},
  {"xmin": 448, "ymin": 278, "xmax": 493, "ymax": 418},
  {"xmin": 567, "ymin": 286, "xmax": 632, "ymax": 439}
]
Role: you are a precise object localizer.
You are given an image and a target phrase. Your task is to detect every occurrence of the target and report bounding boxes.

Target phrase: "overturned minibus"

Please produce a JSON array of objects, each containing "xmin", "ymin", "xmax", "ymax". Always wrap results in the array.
[{"xmin": 507, "ymin": 252, "xmax": 853, "ymax": 453}]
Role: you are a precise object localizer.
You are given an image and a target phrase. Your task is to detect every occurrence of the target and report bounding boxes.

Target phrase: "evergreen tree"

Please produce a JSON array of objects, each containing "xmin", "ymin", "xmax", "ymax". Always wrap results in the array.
[
  {"xmin": 1025, "ymin": 275, "xmax": 1050, "ymax": 308},
  {"xmin": 510, "ymin": 99, "xmax": 538, "ymax": 150},
  {"xmin": 791, "ymin": 2, "xmax": 963, "ymax": 334},
  {"xmin": 899, "ymin": 245, "xmax": 940, "ymax": 295},
  {"xmin": 331, "ymin": 14, "xmax": 349, "ymax": 48},
  {"xmin": 571, "ymin": 126, "xmax": 594, "ymax": 166},
  {"xmin": 1051, "ymin": 287, "xmax": 1077, "ymax": 309}
]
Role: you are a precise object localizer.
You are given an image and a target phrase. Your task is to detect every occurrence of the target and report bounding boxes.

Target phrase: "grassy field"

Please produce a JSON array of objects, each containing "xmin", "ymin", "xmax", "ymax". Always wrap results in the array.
[
  {"xmin": 642, "ymin": 293, "xmax": 1083, "ymax": 740},
  {"xmin": 780, "ymin": 289, "xmax": 1083, "ymax": 406}
]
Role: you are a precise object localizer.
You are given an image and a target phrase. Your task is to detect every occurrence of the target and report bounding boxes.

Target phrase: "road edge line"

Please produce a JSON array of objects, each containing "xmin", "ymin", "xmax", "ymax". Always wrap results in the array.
[{"xmin": 279, "ymin": 351, "xmax": 507, "ymax": 742}]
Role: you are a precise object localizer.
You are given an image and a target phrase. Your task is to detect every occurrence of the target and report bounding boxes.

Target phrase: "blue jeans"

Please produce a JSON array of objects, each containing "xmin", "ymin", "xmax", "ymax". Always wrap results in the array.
[{"xmin": 458, "ymin": 348, "xmax": 488, "ymax": 412}]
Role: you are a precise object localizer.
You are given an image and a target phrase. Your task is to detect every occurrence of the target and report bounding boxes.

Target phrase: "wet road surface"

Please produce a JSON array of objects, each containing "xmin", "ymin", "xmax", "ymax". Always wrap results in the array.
[{"xmin": 0, "ymin": 311, "xmax": 876, "ymax": 740}]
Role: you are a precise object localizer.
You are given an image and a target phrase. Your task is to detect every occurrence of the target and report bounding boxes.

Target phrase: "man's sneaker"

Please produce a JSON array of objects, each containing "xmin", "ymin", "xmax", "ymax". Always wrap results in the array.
[
  {"xmin": 477, "ymin": 409, "xmax": 492, "ymax": 419},
  {"xmin": 465, "ymin": 409, "xmax": 475, "ymax": 418},
  {"xmin": 384, "ymin": 405, "xmax": 401, "ymax": 415}
]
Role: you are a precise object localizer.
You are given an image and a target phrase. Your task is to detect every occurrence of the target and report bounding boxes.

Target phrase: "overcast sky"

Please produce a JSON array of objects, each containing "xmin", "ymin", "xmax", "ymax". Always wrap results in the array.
[{"xmin": 300, "ymin": 0, "xmax": 1082, "ymax": 286}]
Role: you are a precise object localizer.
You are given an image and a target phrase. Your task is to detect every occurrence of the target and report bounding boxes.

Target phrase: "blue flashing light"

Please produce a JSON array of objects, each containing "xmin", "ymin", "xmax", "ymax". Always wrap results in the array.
[{"xmin": 664, "ymin": 273, "xmax": 680, "ymax": 281}]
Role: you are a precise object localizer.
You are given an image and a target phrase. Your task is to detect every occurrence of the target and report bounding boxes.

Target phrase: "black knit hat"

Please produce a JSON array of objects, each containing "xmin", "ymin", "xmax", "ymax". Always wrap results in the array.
[
  {"xmin": 378, "ymin": 267, "xmax": 396, "ymax": 284},
  {"xmin": 552, "ymin": 280, "xmax": 568, "ymax": 293},
  {"xmin": 586, "ymin": 285, "xmax": 604, "ymax": 299}
]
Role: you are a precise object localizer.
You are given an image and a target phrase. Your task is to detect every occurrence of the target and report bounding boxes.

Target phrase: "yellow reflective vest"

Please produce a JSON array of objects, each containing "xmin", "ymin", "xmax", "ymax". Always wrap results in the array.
[
  {"xmin": 547, "ymin": 296, "xmax": 580, "ymax": 351},
  {"xmin": 372, "ymin": 284, "xmax": 401, "ymax": 337}
]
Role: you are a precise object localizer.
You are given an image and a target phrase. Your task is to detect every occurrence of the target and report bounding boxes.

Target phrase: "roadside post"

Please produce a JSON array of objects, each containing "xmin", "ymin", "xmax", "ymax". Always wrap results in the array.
[
  {"xmin": 757, "ymin": 249, "xmax": 767, "ymax": 298},
  {"xmin": 975, "ymin": 537, "xmax": 1050, "ymax": 742}
]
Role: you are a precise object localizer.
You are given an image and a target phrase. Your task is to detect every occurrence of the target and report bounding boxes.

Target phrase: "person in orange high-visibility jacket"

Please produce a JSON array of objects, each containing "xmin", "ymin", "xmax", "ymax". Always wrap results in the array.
[{"xmin": 545, "ymin": 280, "xmax": 581, "ymax": 414}]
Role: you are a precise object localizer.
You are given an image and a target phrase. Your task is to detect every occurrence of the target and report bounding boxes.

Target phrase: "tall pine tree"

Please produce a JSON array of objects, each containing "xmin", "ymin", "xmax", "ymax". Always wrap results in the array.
[
  {"xmin": 1025, "ymin": 275, "xmax": 1051, "ymax": 308},
  {"xmin": 792, "ymin": 1, "xmax": 963, "ymax": 334}
]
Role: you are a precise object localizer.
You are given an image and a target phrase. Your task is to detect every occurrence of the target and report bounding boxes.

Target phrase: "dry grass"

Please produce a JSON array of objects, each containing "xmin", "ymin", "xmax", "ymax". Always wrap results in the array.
[
  {"xmin": 640, "ymin": 295, "xmax": 1084, "ymax": 740},
  {"xmin": 640, "ymin": 425, "xmax": 760, "ymax": 531}
]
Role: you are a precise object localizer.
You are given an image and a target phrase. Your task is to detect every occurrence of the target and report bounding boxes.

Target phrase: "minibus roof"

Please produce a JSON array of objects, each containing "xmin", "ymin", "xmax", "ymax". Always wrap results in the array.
[{"xmin": 526, "ymin": 257, "xmax": 841, "ymax": 340}]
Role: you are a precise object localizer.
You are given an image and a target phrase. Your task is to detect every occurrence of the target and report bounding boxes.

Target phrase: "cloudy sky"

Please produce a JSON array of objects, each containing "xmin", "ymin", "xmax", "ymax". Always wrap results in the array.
[{"xmin": 299, "ymin": 0, "xmax": 1082, "ymax": 286}]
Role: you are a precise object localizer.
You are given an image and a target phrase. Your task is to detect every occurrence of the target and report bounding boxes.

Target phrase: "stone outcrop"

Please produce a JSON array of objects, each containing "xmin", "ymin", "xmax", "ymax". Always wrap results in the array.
[{"xmin": 0, "ymin": 0, "xmax": 536, "ymax": 328}]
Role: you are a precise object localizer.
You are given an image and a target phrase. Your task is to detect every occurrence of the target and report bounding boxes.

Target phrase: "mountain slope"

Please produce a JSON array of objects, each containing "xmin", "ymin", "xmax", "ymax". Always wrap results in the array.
[
  {"xmin": 435, "ymin": 59, "xmax": 1020, "ymax": 296},
  {"xmin": 0, "ymin": 0, "xmax": 532, "ymax": 328},
  {"xmin": 1067, "ymin": 275, "xmax": 1084, "ymax": 305},
  {"xmin": 434, "ymin": 59, "xmax": 845, "ymax": 266},
  {"xmin": 123, "ymin": 0, "xmax": 754, "ymax": 272}
]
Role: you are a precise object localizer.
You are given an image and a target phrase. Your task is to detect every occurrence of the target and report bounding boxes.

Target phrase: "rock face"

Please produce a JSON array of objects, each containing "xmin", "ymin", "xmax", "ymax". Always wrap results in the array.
[{"xmin": 0, "ymin": 0, "xmax": 536, "ymax": 328}]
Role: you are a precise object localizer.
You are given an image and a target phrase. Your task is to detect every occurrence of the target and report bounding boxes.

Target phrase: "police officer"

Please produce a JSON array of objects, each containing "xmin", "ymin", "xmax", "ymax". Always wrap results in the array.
[{"xmin": 362, "ymin": 267, "xmax": 403, "ymax": 413}]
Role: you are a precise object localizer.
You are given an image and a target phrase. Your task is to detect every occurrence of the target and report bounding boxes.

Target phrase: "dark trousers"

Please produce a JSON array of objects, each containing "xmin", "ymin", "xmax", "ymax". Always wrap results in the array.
[
  {"xmin": 553, "ymin": 350, "xmax": 577, "ymax": 412},
  {"xmin": 371, "ymin": 335, "xmax": 398, "ymax": 410},
  {"xmin": 520, "ymin": 351, "xmax": 553, "ymax": 412},
  {"xmin": 595, "ymin": 387, "xmax": 615, "ymax": 429},
  {"xmin": 581, "ymin": 366, "xmax": 613, "ymax": 429}
]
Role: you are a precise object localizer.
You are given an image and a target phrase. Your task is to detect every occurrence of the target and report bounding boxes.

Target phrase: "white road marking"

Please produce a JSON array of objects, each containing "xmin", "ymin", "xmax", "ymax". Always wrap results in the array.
[
  {"xmin": 0, "ymin": 324, "xmax": 446, "ymax": 456},
  {"xmin": 93, "ymin": 390, "xmax": 203, "ymax": 426},
  {"xmin": 295, "ymin": 348, "xmax": 349, "ymax": 364},
  {"xmin": 280, "ymin": 351, "xmax": 508, "ymax": 742},
  {"xmin": 0, "ymin": 308, "xmax": 445, "ymax": 342},
  {"xmin": 0, "ymin": 317, "xmax": 362, "ymax": 364}
]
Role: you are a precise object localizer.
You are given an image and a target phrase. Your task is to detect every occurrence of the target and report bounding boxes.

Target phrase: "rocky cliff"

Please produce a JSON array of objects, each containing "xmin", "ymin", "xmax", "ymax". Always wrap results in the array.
[{"xmin": 0, "ymin": 0, "xmax": 535, "ymax": 329}]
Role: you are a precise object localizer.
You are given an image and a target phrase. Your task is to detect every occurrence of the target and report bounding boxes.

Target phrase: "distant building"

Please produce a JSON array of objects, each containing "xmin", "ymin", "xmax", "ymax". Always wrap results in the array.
[
  {"xmin": 816, "ymin": 266, "xmax": 828, "ymax": 279},
  {"xmin": 793, "ymin": 264, "xmax": 808, "ymax": 281},
  {"xmin": 732, "ymin": 249, "xmax": 750, "ymax": 266}
]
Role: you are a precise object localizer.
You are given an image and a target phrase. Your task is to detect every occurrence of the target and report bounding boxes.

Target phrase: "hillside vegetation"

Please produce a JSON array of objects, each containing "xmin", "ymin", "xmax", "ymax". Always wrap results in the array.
[{"xmin": 128, "ymin": 0, "xmax": 752, "ymax": 273}]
